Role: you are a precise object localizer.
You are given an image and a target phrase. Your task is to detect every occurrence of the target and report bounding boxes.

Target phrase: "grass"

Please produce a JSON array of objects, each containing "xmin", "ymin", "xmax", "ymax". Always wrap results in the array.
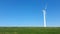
[{"xmin": 0, "ymin": 27, "xmax": 60, "ymax": 34}]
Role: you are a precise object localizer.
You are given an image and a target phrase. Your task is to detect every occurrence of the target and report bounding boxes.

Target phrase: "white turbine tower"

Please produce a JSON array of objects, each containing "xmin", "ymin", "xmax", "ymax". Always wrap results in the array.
[{"xmin": 43, "ymin": 4, "xmax": 47, "ymax": 27}]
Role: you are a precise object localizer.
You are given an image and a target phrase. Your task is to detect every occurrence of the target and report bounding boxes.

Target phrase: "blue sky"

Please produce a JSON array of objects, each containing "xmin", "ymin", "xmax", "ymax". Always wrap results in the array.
[{"xmin": 0, "ymin": 0, "xmax": 60, "ymax": 27}]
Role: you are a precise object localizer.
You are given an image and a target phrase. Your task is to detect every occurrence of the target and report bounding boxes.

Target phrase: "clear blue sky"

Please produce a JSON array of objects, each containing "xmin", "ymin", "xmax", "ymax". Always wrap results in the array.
[{"xmin": 0, "ymin": 0, "xmax": 60, "ymax": 27}]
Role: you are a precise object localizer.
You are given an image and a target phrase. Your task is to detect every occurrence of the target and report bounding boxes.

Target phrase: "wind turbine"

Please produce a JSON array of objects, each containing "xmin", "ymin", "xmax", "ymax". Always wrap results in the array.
[{"xmin": 43, "ymin": 4, "xmax": 47, "ymax": 27}]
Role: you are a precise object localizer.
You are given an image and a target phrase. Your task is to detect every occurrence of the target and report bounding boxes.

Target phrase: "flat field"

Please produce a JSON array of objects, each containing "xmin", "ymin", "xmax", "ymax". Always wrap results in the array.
[{"xmin": 0, "ymin": 27, "xmax": 60, "ymax": 34}]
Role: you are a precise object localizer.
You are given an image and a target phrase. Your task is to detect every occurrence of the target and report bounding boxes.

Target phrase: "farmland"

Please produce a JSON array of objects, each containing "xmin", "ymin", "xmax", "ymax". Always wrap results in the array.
[{"xmin": 0, "ymin": 27, "xmax": 60, "ymax": 34}]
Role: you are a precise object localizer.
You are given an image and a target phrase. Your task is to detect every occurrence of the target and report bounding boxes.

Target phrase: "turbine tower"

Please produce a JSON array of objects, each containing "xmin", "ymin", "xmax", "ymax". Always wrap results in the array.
[{"xmin": 43, "ymin": 9, "xmax": 46, "ymax": 27}]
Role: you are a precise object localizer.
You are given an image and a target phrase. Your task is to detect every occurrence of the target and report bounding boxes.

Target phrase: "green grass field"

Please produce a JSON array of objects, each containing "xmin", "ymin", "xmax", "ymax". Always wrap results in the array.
[{"xmin": 0, "ymin": 27, "xmax": 60, "ymax": 34}]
